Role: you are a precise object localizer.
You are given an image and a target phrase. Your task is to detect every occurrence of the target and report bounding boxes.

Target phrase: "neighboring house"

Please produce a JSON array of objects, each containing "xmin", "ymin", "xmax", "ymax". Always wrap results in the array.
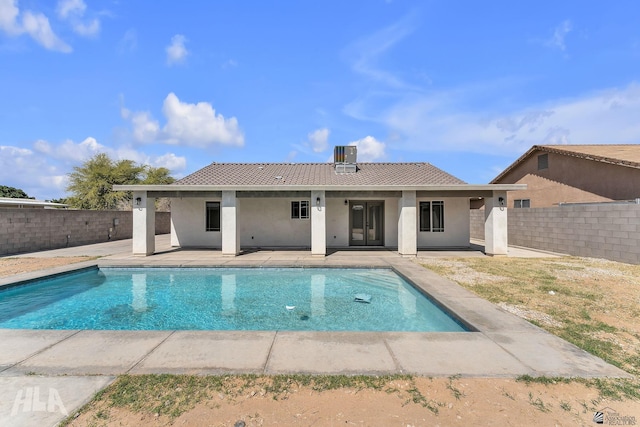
[
  {"xmin": 0, "ymin": 197, "xmax": 68, "ymax": 209},
  {"xmin": 491, "ymin": 144, "xmax": 640, "ymax": 208},
  {"xmin": 115, "ymin": 147, "xmax": 524, "ymax": 257}
]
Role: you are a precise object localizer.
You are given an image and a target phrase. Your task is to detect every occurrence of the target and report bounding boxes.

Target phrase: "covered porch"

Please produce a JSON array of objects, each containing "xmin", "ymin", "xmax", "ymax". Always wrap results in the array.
[{"xmin": 119, "ymin": 184, "xmax": 524, "ymax": 258}]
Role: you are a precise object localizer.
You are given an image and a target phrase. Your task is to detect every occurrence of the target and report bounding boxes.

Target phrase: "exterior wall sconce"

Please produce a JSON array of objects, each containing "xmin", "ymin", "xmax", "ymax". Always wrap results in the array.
[
  {"xmin": 316, "ymin": 196, "xmax": 321, "ymax": 206},
  {"xmin": 498, "ymin": 197, "xmax": 504, "ymax": 206},
  {"xmin": 344, "ymin": 199, "xmax": 348, "ymax": 205},
  {"xmin": 135, "ymin": 197, "xmax": 142, "ymax": 206}
]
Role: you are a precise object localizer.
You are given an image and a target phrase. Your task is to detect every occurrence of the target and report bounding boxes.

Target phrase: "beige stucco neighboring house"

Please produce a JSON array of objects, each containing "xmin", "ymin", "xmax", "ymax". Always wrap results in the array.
[
  {"xmin": 115, "ymin": 147, "xmax": 525, "ymax": 257},
  {"xmin": 490, "ymin": 144, "xmax": 640, "ymax": 208}
]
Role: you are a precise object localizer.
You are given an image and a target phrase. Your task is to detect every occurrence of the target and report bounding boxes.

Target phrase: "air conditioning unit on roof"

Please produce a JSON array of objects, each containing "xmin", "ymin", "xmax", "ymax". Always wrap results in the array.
[{"xmin": 334, "ymin": 146, "xmax": 357, "ymax": 173}]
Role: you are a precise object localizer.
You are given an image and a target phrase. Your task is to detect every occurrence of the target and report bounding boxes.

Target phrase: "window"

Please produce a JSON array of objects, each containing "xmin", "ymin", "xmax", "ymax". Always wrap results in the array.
[
  {"xmin": 419, "ymin": 202, "xmax": 431, "ymax": 231},
  {"xmin": 514, "ymin": 199, "xmax": 530, "ymax": 208},
  {"xmin": 205, "ymin": 202, "xmax": 220, "ymax": 231},
  {"xmin": 291, "ymin": 201, "xmax": 309, "ymax": 219},
  {"xmin": 538, "ymin": 153, "xmax": 548, "ymax": 170},
  {"xmin": 419, "ymin": 201, "xmax": 445, "ymax": 232}
]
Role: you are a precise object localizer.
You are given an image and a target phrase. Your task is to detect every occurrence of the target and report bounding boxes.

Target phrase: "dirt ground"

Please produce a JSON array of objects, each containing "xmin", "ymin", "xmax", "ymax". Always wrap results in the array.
[
  {"xmin": 68, "ymin": 377, "xmax": 640, "ymax": 427},
  {"xmin": 2, "ymin": 256, "xmax": 639, "ymax": 426},
  {"xmin": 0, "ymin": 256, "xmax": 92, "ymax": 278}
]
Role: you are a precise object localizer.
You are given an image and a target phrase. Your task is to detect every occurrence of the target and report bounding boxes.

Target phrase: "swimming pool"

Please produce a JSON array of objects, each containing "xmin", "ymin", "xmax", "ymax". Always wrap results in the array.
[{"xmin": 0, "ymin": 267, "xmax": 468, "ymax": 332}]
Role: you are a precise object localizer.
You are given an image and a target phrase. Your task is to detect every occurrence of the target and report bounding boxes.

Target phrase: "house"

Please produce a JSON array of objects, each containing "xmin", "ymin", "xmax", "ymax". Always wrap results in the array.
[
  {"xmin": 115, "ymin": 147, "xmax": 525, "ymax": 257},
  {"xmin": 0, "ymin": 197, "xmax": 68, "ymax": 209},
  {"xmin": 491, "ymin": 144, "xmax": 640, "ymax": 208}
]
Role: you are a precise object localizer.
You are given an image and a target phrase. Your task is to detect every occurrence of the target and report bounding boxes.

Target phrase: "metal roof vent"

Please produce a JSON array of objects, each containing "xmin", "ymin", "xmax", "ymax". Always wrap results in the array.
[{"xmin": 334, "ymin": 146, "xmax": 357, "ymax": 174}]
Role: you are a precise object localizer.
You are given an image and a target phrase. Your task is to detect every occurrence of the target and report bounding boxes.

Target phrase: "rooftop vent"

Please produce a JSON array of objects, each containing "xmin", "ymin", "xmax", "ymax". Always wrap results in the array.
[{"xmin": 334, "ymin": 146, "xmax": 357, "ymax": 174}]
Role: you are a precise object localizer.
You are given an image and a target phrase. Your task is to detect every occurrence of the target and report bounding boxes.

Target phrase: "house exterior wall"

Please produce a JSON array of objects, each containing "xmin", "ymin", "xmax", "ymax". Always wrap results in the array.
[
  {"xmin": 172, "ymin": 195, "xmax": 473, "ymax": 250},
  {"xmin": 239, "ymin": 198, "xmax": 311, "ymax": 247},
  {"xmin": 469, "ymin": 204, "xmax": 640, "ymax": 264},
  {"xmin": 497, "ymin": 150, "xmax": 640, "ymax": 207},
  {"xmin": 171, "ymin": 198, "xmax": 222, "ymax": 247},
  {"xmin": 417, "ymin": 197, "xmax": 470, "ymax": 248}
]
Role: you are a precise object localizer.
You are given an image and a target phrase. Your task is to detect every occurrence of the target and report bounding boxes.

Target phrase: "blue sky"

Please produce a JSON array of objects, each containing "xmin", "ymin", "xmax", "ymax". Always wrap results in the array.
[{"xmin": 1, "ymin": 0, "xmax": 640, "ymax": 199}]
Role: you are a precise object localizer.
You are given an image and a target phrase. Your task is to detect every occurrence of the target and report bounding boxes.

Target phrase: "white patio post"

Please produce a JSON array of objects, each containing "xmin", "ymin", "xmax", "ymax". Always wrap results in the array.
[
  {"xmin": 311, "ymin": 190, "xmax": 326, "ymax": 256},
  {"xmin": 485, "ymin": 190, "xmax": 508, "ymax": 256},
  {"xmin": 222, "ymin": 190, "xmax": 240, "ymax": 256},
  {"xmin": 132, "ymin": 191, "xmax": 155, "ymax": 256},
  {"xmin": 398, "ymin": 190, "xmax": 417, "ymax": 256}
]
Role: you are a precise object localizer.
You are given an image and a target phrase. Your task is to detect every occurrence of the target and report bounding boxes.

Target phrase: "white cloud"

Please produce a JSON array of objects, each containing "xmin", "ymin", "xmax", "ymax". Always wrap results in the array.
[
  {"xmin": 0, "ymin": 0, "xmax": 20, "ymax": 35},
  {"xmin": 56, "ymin": 0, "xmax": 85, "ymax": 19},
  {"xmin": 122, "ymin": 93, "xmax": 244, "ymax": 148},
  {"xmin": 0, "ymin": 144, "xmax": 64, "ymax": 198},
  {"xmin": 153, "ymin": 153, "xmax": 186, "ymax": 171},
  {"xmin": 121, "ymin": 108, "xmax": 160, "ymax": 143},
  {"xmin": 348, "ymin": 136, "xmax": 386, "ymax": 162},
  {"xmin": 71, "ymin": 18, "xmax": 99, "ymax": 36},
  {"xmin": 33, "ymin": 136, "xmax": 106, "ymax": 162},
  {"xmin": 166, "ymin": 34, "xmax": 188, "ymax": 65},
  {"xmin": 22, "ymin": 10, "xmax": 71, "ymax": 52},
  {"xmin": 222, "ymin": 59, "xmax": 238, "ymax": 69},
  {"xmin": 546, "ymin": 19, "xmax": 572, "ymax": 51},
  {"xmin": 162, "ymin": 93, "xmax": 243, "ymax": 146},
  {"xmin": 56, "ymin": 0, "xmax": 100, "ymax": 37},
  {"xmin": 308, "ymin": 128, "xmax": 329, "ymax": 153},
  {"xmin": 2, "ymin": 137, "xmax": 188, "ymax": 199},
  {"xmin": 343, "ymin": 13, "xmax": 418, "ymax": 89},
  {"xmin": 117, "ymin": 28, "xmax": 137, "ymax": 53},
  {"xmin": 373, "ymin": 82, "xmax": 640, "ymax": 156},
  {"xmin": 0, "ymin": 0, "xmax": 72, "ymax": 53}
]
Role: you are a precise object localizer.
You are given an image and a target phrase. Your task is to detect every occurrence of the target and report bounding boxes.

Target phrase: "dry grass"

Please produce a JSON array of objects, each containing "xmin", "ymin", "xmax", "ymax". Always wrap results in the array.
[{"xmin": 419, "ymin": 256, "xmax": 640, "ymax": 377}]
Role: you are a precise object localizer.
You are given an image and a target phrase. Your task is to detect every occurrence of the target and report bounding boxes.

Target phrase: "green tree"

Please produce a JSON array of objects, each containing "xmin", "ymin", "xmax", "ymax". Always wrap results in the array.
[
  {"xmin": 65, "ymin": 153, "xmax": 174, "ymax": 210},
  {"xmin": 0, "ymin": 185, "xmax": 32, "ymax": 199},
  {"xmin": 142, "ymin": 166, "xmax": 175, "ymax": 185}
]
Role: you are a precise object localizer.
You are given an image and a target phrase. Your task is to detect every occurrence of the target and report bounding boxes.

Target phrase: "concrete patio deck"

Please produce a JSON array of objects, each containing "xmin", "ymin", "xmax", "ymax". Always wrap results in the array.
[{"xmin": 0, "ymin": 235, "xmax": 627, "ymax": 426}]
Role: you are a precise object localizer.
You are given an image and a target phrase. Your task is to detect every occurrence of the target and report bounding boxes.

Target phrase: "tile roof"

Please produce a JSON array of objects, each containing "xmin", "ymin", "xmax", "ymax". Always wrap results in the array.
[
  {"xmin": 175, "ymin": 162, "xmax": 466, "ymax": 186},
  {"xmin": 540, "ymin": 144, "xmax": 640, "ymax": 166},
  {"xmin": 492, "ymin": 144, "xmax": 640, "ymax": 183}
]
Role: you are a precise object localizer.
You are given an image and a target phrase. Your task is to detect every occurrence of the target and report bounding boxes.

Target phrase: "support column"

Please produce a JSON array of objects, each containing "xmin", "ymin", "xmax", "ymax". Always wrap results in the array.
[
  {"xmin": 132, "ymin": 191, "xmax": 155, "ymax": 256},
  {"xmin": 398, "ymin": 190, "xmax": 417, "ymax": 256},
  {"xmin": 485, "ymin": 190, "xmax": 508, "ymax": 256},
  {"xmin": 222, "ymin": 190, "xmax": 240, "ymax": 256},
  {"xmin": 311, "ymin": 190, "xmax": 326, "ymax": 256}
]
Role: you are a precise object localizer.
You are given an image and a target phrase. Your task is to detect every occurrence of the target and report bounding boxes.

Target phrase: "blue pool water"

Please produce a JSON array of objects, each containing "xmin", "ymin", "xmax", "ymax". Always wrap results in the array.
[{"xmin": 0, "ymin": 268, "xmax": 467, "ymax": 332}]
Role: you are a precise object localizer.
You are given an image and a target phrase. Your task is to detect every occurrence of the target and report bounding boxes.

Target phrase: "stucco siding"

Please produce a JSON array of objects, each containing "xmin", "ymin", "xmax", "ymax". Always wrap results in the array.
[
  {"xmin": 239, "ymin": 198, "xmax": 311, "ymax": 247},
  {"xmin": 171, "ymin": 195, "xmax": 469, "ymax": 250},
  {"xmin": 326, "ymin": 198, "xmax": 349, "ymax": 247},
  {"xmin": 171, "ymin": 198, "xmax": 222, "ymax": 248},
  {"xmin": 417, "ymin": 197, "xmax": 470, "ymax": 248},
  {"xmin": 497, "ymin": 150, "xmax": 640, "ymax": 207}
]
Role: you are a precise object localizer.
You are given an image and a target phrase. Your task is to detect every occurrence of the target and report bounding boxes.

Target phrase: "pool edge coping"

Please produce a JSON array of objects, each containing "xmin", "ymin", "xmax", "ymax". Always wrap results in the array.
[{"xmin": 0, "ymin": 257, "xmax": 632, "ymax": 380}]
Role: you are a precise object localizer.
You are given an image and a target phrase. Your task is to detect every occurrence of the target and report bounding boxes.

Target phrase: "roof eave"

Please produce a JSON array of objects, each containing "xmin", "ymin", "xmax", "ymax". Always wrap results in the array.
[{"xmin": 114, "ymin": 184, "xmax": 526, "ymax": 192}]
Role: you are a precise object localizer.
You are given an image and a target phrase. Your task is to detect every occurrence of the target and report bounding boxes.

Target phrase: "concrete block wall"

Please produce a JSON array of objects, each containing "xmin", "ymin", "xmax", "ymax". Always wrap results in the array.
[
  {"xmin": 0, "ymin": 210, "xmax": 171, "ymax": 256},
  {"xmin": 470, "ymin": 205, "xmax": 640, "ymax": 264},
  {"xmin": 470, "ymin": 209, "xmax": 484, "ymax": 240}
]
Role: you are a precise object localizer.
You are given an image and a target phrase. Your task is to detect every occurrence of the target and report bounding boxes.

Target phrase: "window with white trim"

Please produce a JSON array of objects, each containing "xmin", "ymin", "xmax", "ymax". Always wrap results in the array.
[
  {"xmin": 419, "ymin": 201, "xmax": 445, "ymax": 232},
  {"xmin": 514, "ymin": 199, "xmax": 531, "ymax": 208},
  {"xmin": 205, "ymin": 202, "xmax": 220, "ymax": 231},
  {"xmin": 291, "ymin": 201, "xmax": 309, "ymax": 219}
]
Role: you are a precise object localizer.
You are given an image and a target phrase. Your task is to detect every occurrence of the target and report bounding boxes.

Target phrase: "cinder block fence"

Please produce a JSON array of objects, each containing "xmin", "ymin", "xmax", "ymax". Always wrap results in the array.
[
  {"xmin": 0, "ymin": 209, "xmax": 170, "ymax": 256},
  {"xmin": 471, "ymin": 204, "xmax": 640, "ymax": 264}
]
